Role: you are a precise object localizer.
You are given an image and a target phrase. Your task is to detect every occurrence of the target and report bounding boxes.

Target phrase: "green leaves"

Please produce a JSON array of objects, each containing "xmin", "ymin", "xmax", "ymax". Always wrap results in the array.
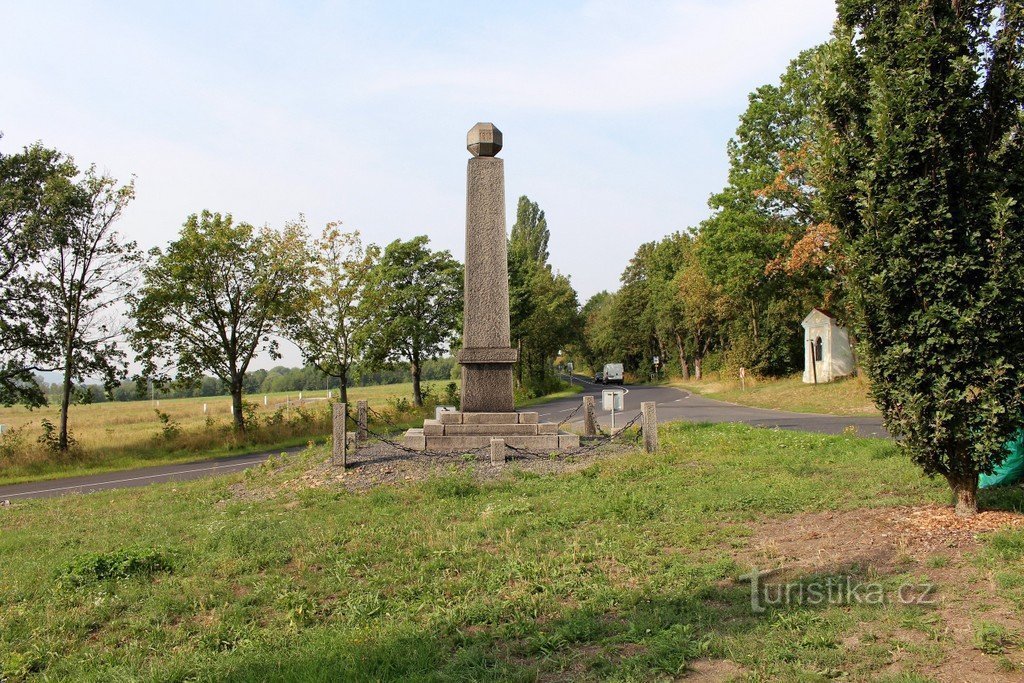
[
  {"xmin": 130, "ymin": 211, "xmax": 308, "ymax": 430},
  {"xmin": 819, "ymin": 0, "xmax": 1024, "ymax": 511},
  {"xmin": 359, "ymin": 236, "xmax": 462, "ymax": 405}
]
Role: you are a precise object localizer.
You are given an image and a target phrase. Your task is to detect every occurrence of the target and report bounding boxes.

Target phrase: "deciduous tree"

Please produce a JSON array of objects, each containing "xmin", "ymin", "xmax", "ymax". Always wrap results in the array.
[
  {"xmin": 131, "ymin": 212, "xmax": 307, "ymax": 432},
  {"xmin": 39, "ymin": 169, "xmax": 140, "ymax": 451},
  {"xmin": 0, "ymin": 141, "xmax": 79, "ymax": 407},
  {"xmin": 360, "ymin": 236, "xmax": 462, "ymax": 406},
  {"xmin": 287, "ymin": 223, "xmax": 377, "ymax": 404}
]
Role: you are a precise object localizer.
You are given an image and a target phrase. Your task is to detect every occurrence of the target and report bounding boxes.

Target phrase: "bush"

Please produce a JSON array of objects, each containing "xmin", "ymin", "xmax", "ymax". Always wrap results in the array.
[
  {"xmin": 37, "ymin": 418, "xmax": 78, "ymax": 454},
  {"xmin": 0, "ymin": 425, "xmax": 28, "ymax": 463},
  {"xmin": 57, "ymin": 546, "xmax": 174, "ymax": 588},
  {"xmin": 154, "ymin": 410, "xmax": 181, "ymax": 441}
]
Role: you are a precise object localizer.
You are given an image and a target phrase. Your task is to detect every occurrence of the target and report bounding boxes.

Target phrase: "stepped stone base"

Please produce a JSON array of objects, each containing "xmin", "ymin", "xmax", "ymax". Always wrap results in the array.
[{"xmin": 402, "ymin": 412, "xmax": 579, "ymax": 453}]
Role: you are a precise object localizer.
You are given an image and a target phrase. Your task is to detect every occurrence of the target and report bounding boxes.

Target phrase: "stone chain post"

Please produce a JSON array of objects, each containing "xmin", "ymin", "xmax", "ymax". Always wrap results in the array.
[
  {"xmin": 640, "ymin": 401, "xmax": 658, "ymax": 453},
  {"xmin": 490, "ymin": 438, "xmax": 506, "ymax": 466},
  {"xmin": 333, "ymin": 402, "xmax": 347, "ymax": 468},
  {"xmin": 356, "ymin": 400, "xmax": 368, "ymax": 445},
  {"xmin": 583, "ymin": 395, "xmax": 597, "ymax": 436}
]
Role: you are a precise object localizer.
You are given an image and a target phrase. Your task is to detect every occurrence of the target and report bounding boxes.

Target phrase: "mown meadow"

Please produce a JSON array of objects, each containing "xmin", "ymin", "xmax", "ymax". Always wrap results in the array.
[
  {"xmin": 3, "ymin": 421, "xmax": 1023, "ymax": 680},
  {"xmin": 0, "ymin": 380, "xmax": 457, "ymax": 485}
]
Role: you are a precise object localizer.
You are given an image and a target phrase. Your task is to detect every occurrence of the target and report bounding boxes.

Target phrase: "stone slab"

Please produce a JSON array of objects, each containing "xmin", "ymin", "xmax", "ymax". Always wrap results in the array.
[
  {"xmin": 444, "ymin": 423, "xmax": 539, "ymax": 436},
  {"xmin": 462, "ymin": 412, "xmax": 519, "ymax": 424},
  {"xmin": 458, "ymin": 347, "xmax": 519, "ymax": 364},
  {"xmin": 404, "ymin": 428, "xmax": 425, "ymax": 451},
  {"xmin": 558, "ymin": 434, "xmax": 580, "ymax": 449},
  {"xmin": 537, "ymin": 423, "xmax": 557, "ymax": 435},
  {"xmin": 422, "ymin": 419, "xmax": 444, "ymax": 436},
  {"xmin": 423, "ymin": 434, "xmax": 561, "ymax": 451},
  {"xmin": 518, "ymin": 412, "xmax": 539, "ymax": 424},
  {"xmin": 438, "ymin": 412, "xmax": 463, "ymax": 425}
]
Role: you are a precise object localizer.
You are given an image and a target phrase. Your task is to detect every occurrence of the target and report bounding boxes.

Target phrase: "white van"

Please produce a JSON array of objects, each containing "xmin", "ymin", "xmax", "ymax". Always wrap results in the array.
[{"xmin": 602, "ymin": 363, "xmax": 624, "ymax": 385}]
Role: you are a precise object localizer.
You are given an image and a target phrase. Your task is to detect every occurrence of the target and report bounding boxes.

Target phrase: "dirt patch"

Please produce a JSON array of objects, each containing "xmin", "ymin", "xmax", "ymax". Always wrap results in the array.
[
  {"xmin": 739, "ymin": 504, "xmax": 1024, "ymax": 575},
  {"xmin": 735, "ymin": 504, "xmax": 1024, "ymax": 682},
  {"xmin": 229, "ymin": 440, "xmax": 635, "ymax": 501},
  {"xmin": 685, "ymin": 658, "xmax": 749, "ymax": 682}
]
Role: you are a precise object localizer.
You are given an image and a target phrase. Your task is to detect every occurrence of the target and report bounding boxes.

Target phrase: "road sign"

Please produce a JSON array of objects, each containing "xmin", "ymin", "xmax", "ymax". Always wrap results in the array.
[
  {"xmin": 567, "ymin": 362, "xmax": 573, "ymax": 372},
  {"xmin": 602, "ymin": 389, "xmax": 624, "ymax": 411},
  {"xmin": 603, "ymin": 389, "xmax": 625, "ymax": 430},
  {"xmin": 653, "ymin": 355, "xmax": 660, "ymax": 367}
]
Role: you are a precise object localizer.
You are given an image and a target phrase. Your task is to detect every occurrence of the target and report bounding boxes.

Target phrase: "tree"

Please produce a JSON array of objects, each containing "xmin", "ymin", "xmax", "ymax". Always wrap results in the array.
[
  {"xmin": 39, "ymin": 169, "xmax": 140, "ymax": 450},
  {"xmin": 519, "ymin": 267, "xmax": 581, "ymax": 387},
  {"xmin": 506, "ymin": 195, "xmax": 582, "ymax": 391},
  {"xmin": 674, "ymin": 246, "xmax": 723, "ymax": 380},
  {"xmin": 697, "ymin": 47, "xmax": 834, "ymax": 375},
  {"xmin": 360, "ymin": 236, "xmax": 462, "ymax": 406},
  {"xmin": 580, "ymin": 291, "xmax": 618, "ymax": 371},
  {"xmin": 818, "ymin": 0, "xmax": 1024, "ymax": 516},
  {"xmin": 508, "ymin": 195, "xmax": 550, "ymax": 385},
  {"xmin": 287, "ymin": 223, "xmax": 377, "ymax": 404},
  {"xmin": 0, "ymin": 141, "xmax": 79, "ymax": 407},
  {"xmin": 131, "ymin": 212, "xmax": 307, "ymax": 432}
]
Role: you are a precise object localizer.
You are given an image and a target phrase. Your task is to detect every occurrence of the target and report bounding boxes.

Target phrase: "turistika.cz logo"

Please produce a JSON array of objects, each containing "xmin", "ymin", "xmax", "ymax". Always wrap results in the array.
[{"xmin": 740, "ymin": 568, "xmax": 936, "ymax": 614}]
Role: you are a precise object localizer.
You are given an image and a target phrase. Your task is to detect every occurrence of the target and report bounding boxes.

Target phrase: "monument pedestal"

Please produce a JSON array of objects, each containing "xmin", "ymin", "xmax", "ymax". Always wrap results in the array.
[
  {"xmin": 458, "ymin": 346, "xmax": 517, "ymax": 412},
  {"xmin": 403, "ymin": 411, "xmax": 580, "ymax": 452}
]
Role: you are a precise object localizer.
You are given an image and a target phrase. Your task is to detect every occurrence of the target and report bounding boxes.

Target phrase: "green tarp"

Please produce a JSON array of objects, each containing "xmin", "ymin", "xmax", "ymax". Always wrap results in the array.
[{"xmin": 980, "ymin": 430, "xmax": 1024, "ymax": 489}]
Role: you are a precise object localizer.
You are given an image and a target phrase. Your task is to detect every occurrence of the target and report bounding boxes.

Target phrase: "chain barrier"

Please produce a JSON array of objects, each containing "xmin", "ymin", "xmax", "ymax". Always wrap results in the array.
[
  {"xmin": 504, "ymin": 412, "xmax": 644, "ymax": 461},
  {"xmin": 556, "ymin": 402, "xmax": 583, "ymax": 429},
  {"xmin": 352, "ymin": 406, "xmax": 491, "ymax": 458},
  {"xmin": 348, "ymin": 401, "xmax": 643, "ymax": 462}
]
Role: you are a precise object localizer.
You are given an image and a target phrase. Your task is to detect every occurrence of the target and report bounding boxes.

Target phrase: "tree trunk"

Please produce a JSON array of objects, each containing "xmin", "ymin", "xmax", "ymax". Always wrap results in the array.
[
  {"xmin": 694, "ymin": 357, "xmax": 703, "ymax": 381},
  {"xmin": 411, "ymin": 356, "xmax": 422, "ymax": 407},
  {"xmin": 517, "ymin": 338, "xmax": 524, "ymax": 384},
  {"xmin": 849, "ymin": 330, "xmax": 860, "ymax": 378},
  {"xmin": 58, "ymin": 364, "xmax": 73, "ymax": 451},
  {"xmin": 946, "ymin": 470, "xmax": 979, "ymax": 518},
  {"xmin": 339, "ymin": 365, "xmax": 349, "ymax": 404},
  {"xmin": 675, "ymin": 332, "xmax": 689, "ymax": 381},
  {"xmin": 231, "ymin": 380, "xmax": 245, "ymax": 433}
]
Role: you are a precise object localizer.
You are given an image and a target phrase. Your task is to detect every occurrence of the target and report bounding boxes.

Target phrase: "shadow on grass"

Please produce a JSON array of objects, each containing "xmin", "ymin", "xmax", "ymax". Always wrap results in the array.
[
  {"xmin": 208, "ymin": 564, "xmax": 930, "ymax": 682},
  {"xmin": 979, "ymin": 485, "xmax": 1024, "ymax": 513}
]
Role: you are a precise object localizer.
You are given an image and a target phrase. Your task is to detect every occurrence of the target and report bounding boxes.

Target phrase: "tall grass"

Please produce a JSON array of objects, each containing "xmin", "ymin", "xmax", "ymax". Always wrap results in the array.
[{"xmin": 0, "ymin": 381, "xmax": 456, "ymax": 484}]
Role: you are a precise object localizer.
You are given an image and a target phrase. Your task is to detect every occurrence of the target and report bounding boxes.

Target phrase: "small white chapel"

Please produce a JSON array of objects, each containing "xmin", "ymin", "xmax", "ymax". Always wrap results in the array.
[{"xmin": 801, "ymin": 308, "xmax": 855, "ymax": 384}]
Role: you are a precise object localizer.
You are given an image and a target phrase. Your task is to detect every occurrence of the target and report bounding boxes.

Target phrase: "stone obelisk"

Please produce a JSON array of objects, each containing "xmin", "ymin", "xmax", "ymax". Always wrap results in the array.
[
  {"xmin": 401, "ymin": 124, "xmax": 578, "ymax": 453},
  {"xmin": 458, "ymin": 122, "xmax": 517, "ymax": 412}
]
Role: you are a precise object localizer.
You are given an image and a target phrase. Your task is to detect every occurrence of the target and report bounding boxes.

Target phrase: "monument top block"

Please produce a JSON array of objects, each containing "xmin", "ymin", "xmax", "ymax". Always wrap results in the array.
[{"xmin": 467, "ymin": 122, "xmax": 502, "ymax": 157}]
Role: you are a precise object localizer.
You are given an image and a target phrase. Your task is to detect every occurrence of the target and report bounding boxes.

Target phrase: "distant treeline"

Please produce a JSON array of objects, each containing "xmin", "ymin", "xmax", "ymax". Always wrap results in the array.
[{"xmin": 40, "ymin": 358, "xmax": 459, "ymax": 404}]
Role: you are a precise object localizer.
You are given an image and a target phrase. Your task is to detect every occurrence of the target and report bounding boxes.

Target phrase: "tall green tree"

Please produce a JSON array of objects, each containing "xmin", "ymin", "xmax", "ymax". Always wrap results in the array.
[
  {"xmin": 0, "ymin": 142, "xmax": 79, "ymax": 407},
  {"xmin": 818, "ymin": 0, "xmax": 1024, "ymax": 516},
  {"xmin": 360, "ymin": 236, "xmax": 462, "ymax": 406},
  {"xmin": 40, "ymin": 169, "xmax": 141, "ymax": 451},
  {"xmin": 698, "ymin": 47, "xmax": 833, "ymax": 375},
  {"xmin": 507, "ymin": 195, "xmax": 580, "ymax": 390},
  {"xmin": 674, "ymin": 244, "xmax": 723, "ymax": 380},
  {"xmin": 580, "ymin": 291, "xmax": 618, "ymax": 372},
  {"xmin": 287, "ymin": 223, "xmax": 378, "ymax": 404},
  {"xmin": 131, "ymin": 212, "xmax": 307, "ymax": 432}
]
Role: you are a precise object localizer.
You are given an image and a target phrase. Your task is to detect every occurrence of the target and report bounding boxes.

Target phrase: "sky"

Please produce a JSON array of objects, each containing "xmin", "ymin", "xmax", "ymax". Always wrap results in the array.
[{"xmin": 1, "ymin": 0, "xmax": 837, "ymax": 369}]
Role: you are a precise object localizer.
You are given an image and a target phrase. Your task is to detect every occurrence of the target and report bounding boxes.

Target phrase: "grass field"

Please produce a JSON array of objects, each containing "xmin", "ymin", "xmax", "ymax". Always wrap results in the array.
[
  {"xmin": 675, "ymin": 373, "xmax": 880, "ymax": 417},
  {"xmin": 2, "ymin": 421, "xmax": 1023, "ymax": 680},
  {"xmin": 0, "ymin": 381, "xmax": 457, "ymax": 486}
]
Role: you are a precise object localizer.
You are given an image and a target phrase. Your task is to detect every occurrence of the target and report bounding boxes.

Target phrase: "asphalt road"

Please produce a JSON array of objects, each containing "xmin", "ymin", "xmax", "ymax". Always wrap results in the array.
[
  {"xmin": 539, "ymin": 377, "xmax": 886, "ymax": 438},
  {"xmin": 0, "ymin": 380, "xmax": 885, "ymax": 501}
]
